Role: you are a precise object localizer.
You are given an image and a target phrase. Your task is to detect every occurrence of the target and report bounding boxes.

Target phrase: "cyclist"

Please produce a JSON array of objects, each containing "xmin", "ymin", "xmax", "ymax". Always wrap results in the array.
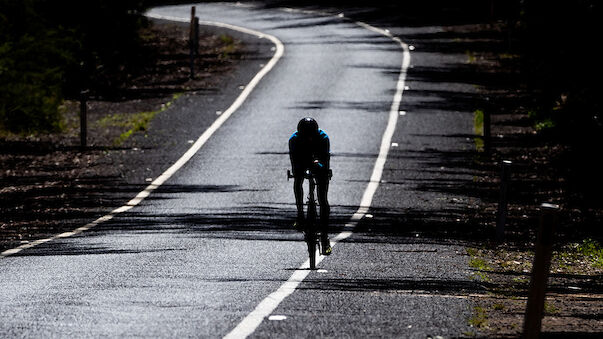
[{"xmin": 289, "ymin": 117, "xmax": 332, "ymax": 255}]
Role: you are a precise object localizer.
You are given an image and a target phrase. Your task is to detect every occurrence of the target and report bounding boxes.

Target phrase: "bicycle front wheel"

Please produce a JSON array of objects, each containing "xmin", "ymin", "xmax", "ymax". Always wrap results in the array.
[{"xmin": 306, "ymin": 232, "xmax": 317, "ymax": 270}]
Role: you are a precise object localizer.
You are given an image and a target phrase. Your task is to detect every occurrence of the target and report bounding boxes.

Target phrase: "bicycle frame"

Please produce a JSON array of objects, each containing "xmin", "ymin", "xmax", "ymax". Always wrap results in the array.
[{"xmin": 287, "ymin": 168, "xmax": 323, "ymax": 269}]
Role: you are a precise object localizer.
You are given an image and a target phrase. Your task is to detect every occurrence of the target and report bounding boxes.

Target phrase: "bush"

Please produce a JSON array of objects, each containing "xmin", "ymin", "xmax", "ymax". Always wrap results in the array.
[
  {"xmin": 0, "ymin": 0, "xmax": 72, "ymax": 133},
  {"xmin": 519, "ymin": 1, "xmax": 603, "ymax": 200}
]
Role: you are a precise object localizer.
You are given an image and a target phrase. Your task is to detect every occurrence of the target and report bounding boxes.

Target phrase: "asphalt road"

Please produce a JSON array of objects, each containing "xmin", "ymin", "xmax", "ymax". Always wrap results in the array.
[{"xmin": 0, "ymin": 3, "xmax": 483, "ymax": 338}]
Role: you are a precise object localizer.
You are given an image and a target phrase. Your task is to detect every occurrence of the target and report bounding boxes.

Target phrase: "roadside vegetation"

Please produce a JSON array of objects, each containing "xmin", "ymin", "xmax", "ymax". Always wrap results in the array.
[
  {"xmin": 447, "ymin": 1, "xmax": 603, "ymax": 333},
  {"xmin": 0, "ymin": 0, "xmax": 152, "ymax": 134},
  {"xmin": 466, "ymin": 239, "xmax": 602, "ymax": 336},
  {"xmin": 0, "ymin": 0, "xmax": 241, "ymax": 141},
  {"xmin": 473, "ymin": 109, "xmax": 485, "ymax": 152},
  {"xmin": 96, "ymin": 93, "xmax": 181, "ymax": 146}
]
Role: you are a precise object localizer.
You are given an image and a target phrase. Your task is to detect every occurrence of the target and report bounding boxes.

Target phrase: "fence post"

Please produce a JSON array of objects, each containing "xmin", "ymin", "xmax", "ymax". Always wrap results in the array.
[
  {"xmin": 79, "ymin": 89, "xmax": 89, "ymax": 150},
  {"xmin": 189, "ymin": 6, "xmax": 196, "ymax": 79},
  {"xmin": 194, "ymin": 16, "xmax": 199, "ymax": 56},
  {"xmin": 496, "ymin": 160, "xmax": 512, "ymax": 242},
  {"xmin": 523, "ymin": 203, "xmax": 559, "ymax": 338}
]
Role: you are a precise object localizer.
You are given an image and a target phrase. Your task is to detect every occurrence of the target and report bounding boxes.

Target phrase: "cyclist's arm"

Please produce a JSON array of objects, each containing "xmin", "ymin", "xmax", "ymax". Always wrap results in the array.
[{"xmin": 317, "ymin": 135, "xmax": 330, "ymax": 170}]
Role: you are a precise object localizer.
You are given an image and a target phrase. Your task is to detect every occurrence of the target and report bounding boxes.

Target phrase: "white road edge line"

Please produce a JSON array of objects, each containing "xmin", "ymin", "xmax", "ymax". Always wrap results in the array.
[
  {"xmin": 0, "ymin": 14, "xmax": 285, "ymax": 259},
  {"xmin": 223, "ymin": 17, "xmax": 411, "ymax": 339}
]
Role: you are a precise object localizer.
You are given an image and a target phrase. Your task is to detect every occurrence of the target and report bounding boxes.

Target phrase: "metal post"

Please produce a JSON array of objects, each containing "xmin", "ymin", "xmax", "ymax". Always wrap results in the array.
[
  {"xmin": 79, "ymin": 89, "xmax": 89, "ymax": 149},
  {"xmin": 523, "ymin": 203, "xmax": 559, "ymax": 338},
  {"xmin": 496, "ymin": 160, "xmax": 512, "ymax": 242}
]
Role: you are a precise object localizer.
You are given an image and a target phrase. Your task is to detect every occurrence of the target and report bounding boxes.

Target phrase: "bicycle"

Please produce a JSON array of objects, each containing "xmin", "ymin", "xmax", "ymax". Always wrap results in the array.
[{"xmin": 287, "ymin": 167, "xmax": 332, "ymax": 270}]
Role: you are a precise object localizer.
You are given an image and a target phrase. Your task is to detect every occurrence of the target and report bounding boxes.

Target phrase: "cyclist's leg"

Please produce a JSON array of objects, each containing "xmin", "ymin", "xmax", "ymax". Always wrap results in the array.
[
  {"xmin": 316, "ymin": 176, "xmax": 330, "ymax": 231},
  {"xmin": 293, "ymin": 168, "xmax": 305, "ymax": 226}
]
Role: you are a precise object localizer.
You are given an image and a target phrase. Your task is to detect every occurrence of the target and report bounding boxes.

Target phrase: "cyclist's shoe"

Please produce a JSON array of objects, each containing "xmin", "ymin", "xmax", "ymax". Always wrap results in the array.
[{"xmin": 320, "ymin": 237, "xmax": 332, "ymax": 256}]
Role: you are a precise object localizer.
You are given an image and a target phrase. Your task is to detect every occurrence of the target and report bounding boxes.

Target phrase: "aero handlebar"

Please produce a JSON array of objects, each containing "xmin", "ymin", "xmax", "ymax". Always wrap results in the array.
[{"xmin": 287, "ymin": 169, "xmax": 332, "ymax": 181}]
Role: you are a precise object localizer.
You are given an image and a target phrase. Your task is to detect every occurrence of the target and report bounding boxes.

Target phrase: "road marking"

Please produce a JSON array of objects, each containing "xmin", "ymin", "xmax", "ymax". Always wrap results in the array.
[
  {"xmin": 267, "ymin": 315, "xmax": 287, "ymax": 321},
  {"xmin": 0, "ymin": 16, "xmax": 285, "ymax": 259},
  {"xmin": 223, "ymin": 12, "xmax": 411, "ymax": 339}
]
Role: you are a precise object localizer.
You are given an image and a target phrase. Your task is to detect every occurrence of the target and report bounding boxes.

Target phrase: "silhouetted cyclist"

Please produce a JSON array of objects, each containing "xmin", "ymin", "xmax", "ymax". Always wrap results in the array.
[{"xmin": 289, "ymin": 117, "xmax": 331, "ymax": 255}]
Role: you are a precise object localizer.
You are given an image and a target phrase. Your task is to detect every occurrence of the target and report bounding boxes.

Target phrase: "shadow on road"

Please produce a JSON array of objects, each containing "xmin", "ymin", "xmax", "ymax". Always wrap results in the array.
[{"xmin": 298, "ymin": 277, "xmax": 482, "ymax": 294}]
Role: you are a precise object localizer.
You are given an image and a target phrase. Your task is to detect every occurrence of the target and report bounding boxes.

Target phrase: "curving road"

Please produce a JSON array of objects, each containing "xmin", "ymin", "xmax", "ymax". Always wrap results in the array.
[{"xmin": 0, "ymin": 3, "xmax": 480, "ymax": 338}]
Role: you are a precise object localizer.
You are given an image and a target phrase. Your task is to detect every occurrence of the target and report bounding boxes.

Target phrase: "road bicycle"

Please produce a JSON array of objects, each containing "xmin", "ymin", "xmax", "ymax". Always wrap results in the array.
[{"xmin": 287, "ymin": 167, "xmax": 332, "ymax": 270}]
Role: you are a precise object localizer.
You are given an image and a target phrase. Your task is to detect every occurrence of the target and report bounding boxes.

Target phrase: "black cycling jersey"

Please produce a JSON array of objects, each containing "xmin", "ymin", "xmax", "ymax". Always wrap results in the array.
[{"xmin": 288, "ymin": 129, "xmax": 330, "ymax": 176}]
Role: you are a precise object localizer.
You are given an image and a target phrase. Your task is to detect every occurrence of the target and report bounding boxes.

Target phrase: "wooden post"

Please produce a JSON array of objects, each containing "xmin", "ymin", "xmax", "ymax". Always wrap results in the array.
[
  {"xmin": 496, "ymin": 160, "xmax": 512, "ymax": 242},
  {"xmin": 523, "ymin": 203, "xmax": 559, "ymax": 338},
  {"xmin": 194, "ymin": 16, "xmax": 199, "ymax": 56},
  {"xmin": 79, "ymin": 89, "xmax": 89, "ymax": 149},
  {"xmin": 189, "ymin": 6, "xmax": 196, "ymax": 79}
]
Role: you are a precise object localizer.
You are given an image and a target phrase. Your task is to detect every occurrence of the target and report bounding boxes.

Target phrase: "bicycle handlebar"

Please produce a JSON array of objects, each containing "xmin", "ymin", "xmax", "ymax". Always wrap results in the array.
[{"xmin": 287, "ymin": 169, "xmax": 332, "ymax": 181}]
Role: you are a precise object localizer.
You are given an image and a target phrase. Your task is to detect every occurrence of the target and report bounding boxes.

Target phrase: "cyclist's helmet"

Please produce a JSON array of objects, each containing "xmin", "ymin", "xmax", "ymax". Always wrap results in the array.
[{"xmin": 297, "ymin": 117, "xmax": 319, "ymax": 136}]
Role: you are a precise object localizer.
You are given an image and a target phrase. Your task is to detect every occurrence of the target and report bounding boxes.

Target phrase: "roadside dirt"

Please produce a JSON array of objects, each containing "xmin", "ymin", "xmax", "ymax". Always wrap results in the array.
[{"xmin": 442, "ymin": 22, "xmax": 603, "ymax": 338}]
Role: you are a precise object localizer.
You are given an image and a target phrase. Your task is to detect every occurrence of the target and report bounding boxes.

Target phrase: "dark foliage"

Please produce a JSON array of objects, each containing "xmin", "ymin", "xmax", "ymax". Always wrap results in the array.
[
  {"xmin": 36, "ymin": 1, "xmax": 152, "ymax": 98},
  {"xmin": 0, "ymin": 0, "xmax": 74, "ymax": 132},
  {"xmin": 519, "ymin": 0, "xmax": 603, "ymax": 200},
  {"xmin": 0, "ymin": 0, "xmax": 151, "ymax": 133}
]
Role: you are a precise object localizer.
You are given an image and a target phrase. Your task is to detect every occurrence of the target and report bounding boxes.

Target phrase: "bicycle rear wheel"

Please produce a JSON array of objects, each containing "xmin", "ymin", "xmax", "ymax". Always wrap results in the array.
[
  {"xmin": 306, "ymin": 175, "xmax": 319, "ymax": 269},
  {"xmin": 307, "ymin": 233, "xmax": 317, "ymax": 270}
]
